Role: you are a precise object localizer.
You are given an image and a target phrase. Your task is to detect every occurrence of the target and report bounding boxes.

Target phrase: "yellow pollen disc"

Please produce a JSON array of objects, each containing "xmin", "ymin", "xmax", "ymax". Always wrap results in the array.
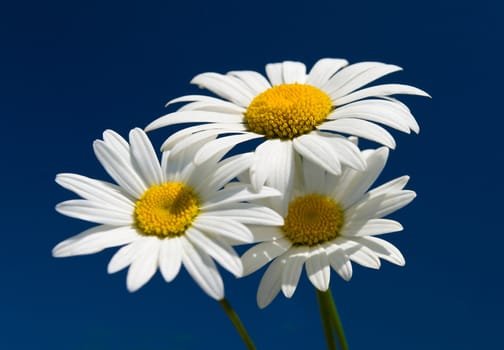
[
  {"xmin": 282, "ymin": 194, "xmax": 344, "ymax": 246},
  {"xmin": 134, "ymin": 182, "xmax": 200, "ymax": 238},
  {"xmin": 244, "ymin": 83, "xmax": 333, "ymax": 139}
]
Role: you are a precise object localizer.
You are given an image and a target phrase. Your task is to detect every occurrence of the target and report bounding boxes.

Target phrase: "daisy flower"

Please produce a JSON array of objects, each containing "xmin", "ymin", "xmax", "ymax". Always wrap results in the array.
[
  {"xmin": 52, "ymin": 128, "xmax": 283, "ymax": 300},
  {"xmin": 146, "ymin": 58, "xmax": 429, "ymax": 197},
  {"xmin": 240, "ymin": 146, "xmax": 416, "ymax": 308}
]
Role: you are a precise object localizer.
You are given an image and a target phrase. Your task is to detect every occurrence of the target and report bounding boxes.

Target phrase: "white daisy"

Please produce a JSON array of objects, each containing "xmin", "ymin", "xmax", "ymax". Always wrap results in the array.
[
  {"xmin": 52, "ymin": 128, "xmax": 283, "ymax": 299},
  {"xmin": 240, "ymin": 146, "xmax": 416, "ymax": 308},
  {"xmin": 146, "ymin": 58, "xmax": 429, "ymax": 198}
]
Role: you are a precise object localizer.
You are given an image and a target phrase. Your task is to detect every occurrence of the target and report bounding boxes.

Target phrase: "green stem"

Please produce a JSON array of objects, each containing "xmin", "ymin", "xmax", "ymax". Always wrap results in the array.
[
  {"xmin": 219, "ymin": 298, "xmax": 256, "ymax": 350},
  {"xmin": 316, "ymin": 289, "xmax": 338, "ymax": 350},
  {"xmin": 326, "ymin": 288, "xmax": 349, "ymax": 350}
]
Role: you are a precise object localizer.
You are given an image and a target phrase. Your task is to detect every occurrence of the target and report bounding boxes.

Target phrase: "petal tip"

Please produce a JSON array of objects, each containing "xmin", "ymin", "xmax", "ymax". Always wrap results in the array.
[
  {"xmin": 51, "ymin": 245, "xmax": 65, "ymax": 258},
  {"xmin": 257, "ymin": 297, "xmax": 270, "ymax": 309}
]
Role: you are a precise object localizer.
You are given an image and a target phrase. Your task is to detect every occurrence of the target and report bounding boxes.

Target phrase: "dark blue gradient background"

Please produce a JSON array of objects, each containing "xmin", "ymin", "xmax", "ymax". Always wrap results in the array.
[{"xmin": 1, "ymin": 1, "xmax": 501, "ymax": 349}]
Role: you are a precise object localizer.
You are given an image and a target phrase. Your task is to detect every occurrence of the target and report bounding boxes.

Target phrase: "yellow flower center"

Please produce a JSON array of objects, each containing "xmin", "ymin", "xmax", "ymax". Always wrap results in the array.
[
  {"xmin": 134, "ymin": 182, "xmax": 200, "ymax": 238},
  {"xmin": 282, "ymin": 194, "xmax": 344, "ymax": 246},
  {"xmin": 244, "ymin": 83, "xmax": 333, "ymax": 139}
]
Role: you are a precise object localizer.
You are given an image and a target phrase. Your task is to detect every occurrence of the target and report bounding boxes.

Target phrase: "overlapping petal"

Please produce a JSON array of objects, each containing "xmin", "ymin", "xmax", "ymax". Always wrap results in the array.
[
  {"xmin": 53, "ymin": 128, "xmax": 282, "ymax": 299},
  {"xmin": 242, "ymin": 147, "xmax": 415, "ymax": 307},
  {"xmin": 146, "ymin": 58, "xmax": 427, "ymax": 199}
]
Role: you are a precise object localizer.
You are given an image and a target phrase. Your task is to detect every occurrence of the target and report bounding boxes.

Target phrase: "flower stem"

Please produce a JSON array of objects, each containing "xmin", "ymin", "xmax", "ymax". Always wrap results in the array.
[
  {"xmin": 326, "ymin": 288, "xmax": 349, "ymax": 350},
  {"xmin": 219, "ymin": 298, "xmax": 256, "ymax": 350},
  {"xmin": 316, "ymin": 289, "xmax": 338, "ymax": 350}
]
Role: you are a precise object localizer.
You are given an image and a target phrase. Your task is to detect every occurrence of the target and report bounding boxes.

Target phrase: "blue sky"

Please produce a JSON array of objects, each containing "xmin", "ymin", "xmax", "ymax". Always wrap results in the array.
[{"xmin": 1, "ymin": 0, "xmax": 501, "ymax": 349}]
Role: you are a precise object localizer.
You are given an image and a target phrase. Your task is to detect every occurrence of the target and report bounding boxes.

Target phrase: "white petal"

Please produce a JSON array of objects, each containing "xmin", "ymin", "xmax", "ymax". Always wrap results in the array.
[
  {"xmin": 264, "ymin": 140, "xmax": 295, "ymax": 213},
  {"xmin": 126, "ymin": 238, "xmax": 160, "ymax": 292},
  {"xmin": 200, "ymin": 204, "xmax": 284, "ymax": 226},
  {"xmin": 52, "ymin": 225, "xmax": 139, "ymax": 257},
  {"xmin": 382, "ymin": 97, "xmax": 420, "ymax": 133},
  {"xmin": 101, "ymin": 129, "xmax": 130, "ymax": 163},
  {"xmin": 177, "ymin": 99, "xmax": 246, "ymax": 114},
  {"xmin": 194, "ymin": 153, "xmax": 254, "ymax": 199},
  {"xmin": 306, "ymin": 58, "xmax": 349, "ymax": 87},
  {"xmin": 333, "ymin": 84, "xmax": 430, "ymax": 106},
  {"xmin": 108, "ymin": 238, "xmax": 149, "ymax": 274},
  {"xmin": 167, "ymin": 129, "xmax": 220, "ymax": 158},
  {"xmin": 335, "ymin": 147, "xmax": 389, "ymax": 208},
  {"xmin": 203, "ymin": 222, "xmax": 282, "ymax": 246},
  {"xmin": 371, "ymin": 175, "xmax": 410, "ymax": 193},
  {"xmin": 345, "ymin": 190, "xmax": 416, "ymax": 221},
  {"xmin": 316, "ymin": 133, "xmax": 366, "ymax": 171},
  {"xmin": 194, "ymin": 133, "xmax": 262, "ymax": 165},
  {"xmin": 282, "ymin": 61, "xmax": 307, "ymax": 84},
  {"xmin": 56, "ymin": 173, "xmax": 134, "ymax": 211},
  {"xmin": 249, "ymin": 140, "xmax": 276, "ymax": 192},
  {"xmin": 320, "ymin": 119, "xmax": 396, "ymax": 148},
  {"xmin": 328, "ymin": 99, "xmax": 413, "ymax": 133},
  {"xmin": 93, "ymin": 140, "xmax": 147, "ymax": 198},
  {"xmin": 257, "ymin": 257, "xmax": 285, "ymax": 309},
  {"xmin": 158, "ymin": 237, "xmax": 183, "ymax": 282},
  {"xmin": 160, "ymin": 123, "xmax": 247, "ymax": 151},
  {"xmin": 129, "ymin": 128, "xmax": 163, "ymax": 186},
  {"xmin": 160, "ymin": 149, "xmax": 170, "ymax": 181},
  {"xmin": 165, "ymin": 134, "xmax": 218, "ymax": 183},
  {"xmin": 281, "ymin": 247, "xmax": 309, "ymax": 298},
  {"xmin": 294, "ymin": 133, "xmax": 342, "ymax": 174},
  {"xmin": 200, "ymin": 184, "xmax": 280, "ymax": 211},
  {"xmin": 180, "ymin": 238, "xmax": 224, "ymax": 300},
  {"xmin": 265, "ymin": 63, "xmax": 283, "ymax": 86},
  {"xmin": 302, "ymin": 157, "xmax": 327, "ymax": 194},
  {"xmin": 305, "ymin": 246, "xmax": 330, "ymax": 291},
  {"xmin": 227, "ymin": 70, "xmax": 271, "ymax": 95},
  {"xmin": 188, "ymin": 153, "xmax": 247, "ymax": 194},
  {"xmin": 166, "ymin": 95, "xmax": 246, "ymax": 113},
  {"xmin": 372, "ymin": 190, "xmax": 416, "ymax": 219},
  {"xmin": 56, "ymin": 199, "xmax": 132, "ymax": 226},
  {"xmin": 145, "ymin": 111, "xmax": 243, "ymax": 132},
  {"xmin": 328, "ymin": 63, "xmax": 402, "ymax": 100},
  {"xmin": 247, "ymin": 225, "xmax": 284, "ymax": 242},
  {"xmin": 176, "ymin": 101, "xmax": 235, "ymax": 113},
  {"xmin": 355, "ymin": 236, "xmax": 405, "ymax": 266},
  {"xmin": 193, "ymin": 217, "xmax": 253, "ymax": 243},
  {"xmin": 191, "ymin": 72, "xmax": 255, "ymax": 107},
  {"xmin": 326, "ymin": 247, "xmax": 352, "ymax": 281},
  {"xmin": 323, "ymin": 62, "xmax": 383, "ymax": 93},
  {"xmin": 346, "ymin": 242, "xmax": 381, "ymax": 269},
  {"xmin": 344, "ymin": 218, "xmax": 403, "ymax": 237},
  {"xmin": 237, "ymin": 167, "xmax": 251, "ymax": 184},
  {"xmin": 242, "ymin": 238, "xmax": 291, "ymax": 276},
  {"xmin": 186, "ymin": 228, "xmax": 243, "ymax": 277},
  {"xmin": 250, "ymin": 139, "xmax": 294, "ymax": 212}
]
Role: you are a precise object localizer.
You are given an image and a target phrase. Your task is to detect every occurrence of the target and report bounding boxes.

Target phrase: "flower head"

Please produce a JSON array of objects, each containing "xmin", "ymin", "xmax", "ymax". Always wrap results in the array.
[
  {"xmin": 240, "ymin": 146, "xmax": 416, "ymax": 308},
  {"xmin": 53, "ymin": 128, "xmax": 283, "ymax": 299},
  {"xmin": 146, "ymin": 58, "xmax": 428, "ymax": 199}
]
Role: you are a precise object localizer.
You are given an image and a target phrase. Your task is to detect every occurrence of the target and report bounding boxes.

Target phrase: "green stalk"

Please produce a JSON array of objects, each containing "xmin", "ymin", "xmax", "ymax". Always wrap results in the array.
[
  {"xmin": 316, "ymin": 289, "xmax": 338, "ymax": 350},
  {"xmin": 219, "ymin": 298, "xmax": 256, "ymax": 350},
  {"xmin": 326, "ymin": 288, "xmax": 349, "ymax": 350}
]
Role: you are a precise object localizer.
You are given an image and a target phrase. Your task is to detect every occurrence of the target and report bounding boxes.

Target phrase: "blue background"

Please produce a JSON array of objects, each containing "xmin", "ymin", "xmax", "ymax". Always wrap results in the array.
[{"xmin": 1, "ymin": 0, "xmax": 501, "ymax": 349}]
